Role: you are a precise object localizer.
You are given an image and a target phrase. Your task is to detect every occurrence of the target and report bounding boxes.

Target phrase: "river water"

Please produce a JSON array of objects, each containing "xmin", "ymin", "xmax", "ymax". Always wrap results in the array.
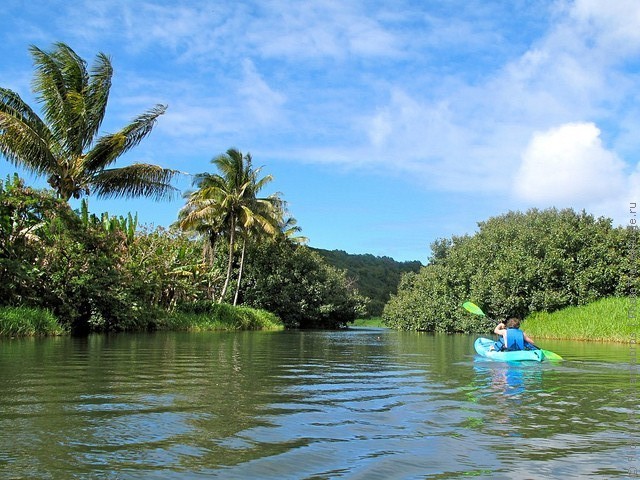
[{"xmin": 0, "ymin": 329, "xmax": 638, "ymax": 479}]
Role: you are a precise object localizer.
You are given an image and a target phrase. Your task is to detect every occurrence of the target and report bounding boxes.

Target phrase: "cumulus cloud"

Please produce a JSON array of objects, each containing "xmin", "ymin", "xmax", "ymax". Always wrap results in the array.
[
  {"xmin": 351, "ymin": 0, "xmax": 640, "ymax": 202},
  {"xmin": 513, "ymin": 122, "xmax": 627, "ymax": 205},
  {"xmin": 10, "ymin": 0, "xmax": 640, "ymax": 209}
]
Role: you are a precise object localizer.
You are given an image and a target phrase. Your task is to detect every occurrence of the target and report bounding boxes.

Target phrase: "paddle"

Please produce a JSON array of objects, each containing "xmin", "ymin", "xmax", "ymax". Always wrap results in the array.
[{"xmin": 462, "ymin": 301, "xmax": 563, "ymax": 361}]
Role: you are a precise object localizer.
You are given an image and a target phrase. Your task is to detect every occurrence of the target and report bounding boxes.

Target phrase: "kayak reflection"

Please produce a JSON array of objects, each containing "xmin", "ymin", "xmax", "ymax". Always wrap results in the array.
[{"xmin": 473, "ymin": 360, "xmax": 544, "ymax": 399}]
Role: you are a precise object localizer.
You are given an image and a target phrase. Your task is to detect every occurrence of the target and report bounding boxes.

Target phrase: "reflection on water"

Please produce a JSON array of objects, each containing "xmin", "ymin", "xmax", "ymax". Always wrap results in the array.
[
  {"xmin": 474, "ymin": 360, "xmax": 533, "ymax": 397},
  {"xmin": 0, "ymin": 330, "xmax": 638, "ymax": 479}
]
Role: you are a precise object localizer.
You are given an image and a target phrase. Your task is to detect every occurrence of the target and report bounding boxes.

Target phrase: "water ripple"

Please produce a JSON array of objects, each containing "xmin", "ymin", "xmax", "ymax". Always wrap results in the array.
[{"xmin": 0, "ymin": 332, "xmax": 637, "ymax": 479}]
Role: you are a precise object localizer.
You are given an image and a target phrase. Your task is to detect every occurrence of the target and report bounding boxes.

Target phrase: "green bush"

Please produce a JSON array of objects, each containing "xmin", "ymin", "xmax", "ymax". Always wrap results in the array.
[
  {"xmin": 241, "ymin": 238, "xmax": 368, "ymax": 328},
  {"xmin": 384, "ymin": 208, "xmax": 635, "ymax": 332},
  {"xmin": 352, "ymin": 317, "xmax": 386, "ymax": 327}
]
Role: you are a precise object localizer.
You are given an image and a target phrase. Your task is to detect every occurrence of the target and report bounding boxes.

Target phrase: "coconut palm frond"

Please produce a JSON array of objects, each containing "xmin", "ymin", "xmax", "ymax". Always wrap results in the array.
[
  {"xmin": 84, "ymin": 104, "xmax": 167, "ymax": 171},
  {"xmin": 92, "ymin": 163, "xmax": 181, "ymax": 200},
  {"xmin": 178, "ymin": 206, "xmax": 224, "ymax": 231},
  {"xmin": 281, "ymin": 216, "xmax": 309, "ymax": 244},
  {"xmin": 84, "ymin": 52, "xmax": 112, "ymax": 150},
  {"xmin": 1, "ymin": 43, "xmax": 174, "ymax": 203},
  {"xmin": 29, "ymin": 45, "xmax": 69, "ymax": 136},
  {"xmin": 30, "ymin": 43, "xmax": 92, "ymax": 157},
  {"xmin": 0, "ymin": 87, "xmax": 57, "ymax": 174}
]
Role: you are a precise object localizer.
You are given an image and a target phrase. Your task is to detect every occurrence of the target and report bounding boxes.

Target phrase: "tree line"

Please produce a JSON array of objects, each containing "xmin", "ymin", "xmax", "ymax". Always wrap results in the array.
[
  {"xmin": 313, "ymin": 249, "xmax": 422, "ymax": 316},
  {"xmin": 0, "ymin": 42, "xmax": 366, "ymax": 332},
  {"xmin": 383, "ymin": 208, "xmax": 638, "ymax": 332}
]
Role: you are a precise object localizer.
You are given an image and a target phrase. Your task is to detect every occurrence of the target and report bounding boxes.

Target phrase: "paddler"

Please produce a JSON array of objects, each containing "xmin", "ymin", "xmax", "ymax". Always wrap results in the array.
[{"xmin": 492, "ymin": 317, "xmax": 535, "ymax": 351}]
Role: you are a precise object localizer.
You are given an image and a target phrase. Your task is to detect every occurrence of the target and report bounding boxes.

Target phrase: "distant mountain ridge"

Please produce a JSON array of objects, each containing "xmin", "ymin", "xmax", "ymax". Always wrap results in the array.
[{"xmin": 312, "ymin": 248, "xmax": 423, "ymax": 317}]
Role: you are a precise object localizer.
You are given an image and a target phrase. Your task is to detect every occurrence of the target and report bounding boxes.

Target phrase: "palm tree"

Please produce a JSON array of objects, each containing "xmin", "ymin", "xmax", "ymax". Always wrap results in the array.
[
  {"xmin": 0, "ymin": 42, "xmax": 179, "ymax": 202},
  {"xmin": 177, "ymin": 148, "xmax": 282, "ymax": 304},
  {"xmin": 279, "ymin": 213, "xmax": 309, "ymax": 245}
]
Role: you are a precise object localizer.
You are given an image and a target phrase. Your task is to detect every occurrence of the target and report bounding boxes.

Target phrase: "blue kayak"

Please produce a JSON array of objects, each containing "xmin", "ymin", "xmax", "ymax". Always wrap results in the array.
[{"xmin": 474, "ymin": 337, "xmax": 544, "ymax": 362}]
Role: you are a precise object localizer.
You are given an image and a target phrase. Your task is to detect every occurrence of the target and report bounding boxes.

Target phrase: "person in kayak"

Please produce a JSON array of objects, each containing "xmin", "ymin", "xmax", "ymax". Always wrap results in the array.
[{"xmin": 492, "ymin": 317, "xmax": 535, "ymax": 351}]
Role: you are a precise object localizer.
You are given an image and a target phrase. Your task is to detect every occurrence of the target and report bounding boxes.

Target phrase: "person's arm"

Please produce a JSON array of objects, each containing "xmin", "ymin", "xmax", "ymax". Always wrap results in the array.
[
  {"xmin": 494, "ymin": 322, "xmax": 505, "ymax": 335},
  {"xmin": 524, "ymin": 332, "xmax": 534, "ymax": 344}
]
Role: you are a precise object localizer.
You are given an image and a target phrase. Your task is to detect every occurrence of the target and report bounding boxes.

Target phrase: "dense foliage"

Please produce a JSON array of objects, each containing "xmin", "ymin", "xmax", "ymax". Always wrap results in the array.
[
  {"xmin": 0, "ymin": 175, "xmax": 366, "ymax": 333},
  {"xmin": 0, "ymin": 175, "xmax": 191, "ymax": 332},
  {"xmin": 313, "ymin": 249, "xmax": 422, "ymax": 316},
  {"xmin": 383, "ymin": 208, "xmax": 637, "ymax": 332},
  {"xmin": 241, "ymin": 238, "xmax": 368, "ymax": 328}
]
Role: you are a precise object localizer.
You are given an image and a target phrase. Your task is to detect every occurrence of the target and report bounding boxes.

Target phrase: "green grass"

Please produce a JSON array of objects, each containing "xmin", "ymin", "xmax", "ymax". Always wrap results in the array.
[
  {"xmin": 0, "ymin": 306, "xmax": 66, "ymax": 337},
  {"xmin": 522, "ymin": 297, "xmax": 636, "ymax": 342},
  {"xmin": 351, "ymin": 317, "xmax": 387, "ymax": 328},
  {"xmin": 162, "ymin": 303, "xmax": 284, "ymax": 332}
]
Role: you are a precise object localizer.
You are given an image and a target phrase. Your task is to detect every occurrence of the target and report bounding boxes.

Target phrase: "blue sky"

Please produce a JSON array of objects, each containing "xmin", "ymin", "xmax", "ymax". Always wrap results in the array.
[{"xmin": 1, "ymin": 0, "xmax": 639, "ymax": 262}]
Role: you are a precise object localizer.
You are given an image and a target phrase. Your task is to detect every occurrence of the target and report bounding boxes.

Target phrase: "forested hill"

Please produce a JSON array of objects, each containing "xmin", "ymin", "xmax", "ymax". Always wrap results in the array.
[{"xmin": 312, "ymin": 249, "xmax": 423, "ymax": 317}]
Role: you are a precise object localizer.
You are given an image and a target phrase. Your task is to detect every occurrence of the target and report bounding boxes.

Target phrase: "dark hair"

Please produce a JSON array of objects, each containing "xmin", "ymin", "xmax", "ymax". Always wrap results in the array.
[{"xmin": 506, "ymin": 317, "xmax": 520, "ymax": 329}]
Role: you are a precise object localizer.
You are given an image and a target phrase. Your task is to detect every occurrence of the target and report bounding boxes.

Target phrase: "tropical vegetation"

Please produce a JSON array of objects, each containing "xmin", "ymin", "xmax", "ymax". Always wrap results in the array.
[
  {"xmin": 384, "ymin": 208, "xmax": 638, "ymax": 333},
  {"xmin": 0, "ymin": 168, "xmax": 366, "ymax": 334},
  {"xmin": 0, "ymin": 42, "xmax": 368, "ymax": 336},
  {"xmin": 0, "ymin": 42, "xmax": 179, "ymax": 203},
  {"xmin": 241, "ymin": 237, "xmax": 368, "ymax": 328},
  {"xmin": 313, "ymin": 249, "xmax": 422, "ymax": 316},
  {"xmin": 177, "ymin": 149, "xmax": 281, "ymax": 305},
  {"xmin": 3, "ymin": 42, "xmax": 634, "ymax": 340},
  {"xmin": 0, "ymin": 305, "xmax": 65, "ymax": 336}
]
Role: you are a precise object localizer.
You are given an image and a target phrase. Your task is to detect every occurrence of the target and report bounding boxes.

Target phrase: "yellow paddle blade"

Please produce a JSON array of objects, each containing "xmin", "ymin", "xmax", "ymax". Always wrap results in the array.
[
  {"xmin": 462, "ymin": 301, "xmax": 486, "ymax": 316},
  {"xmin": 541, "ymin": 350, "xmax": 563, "ymax": 361}
]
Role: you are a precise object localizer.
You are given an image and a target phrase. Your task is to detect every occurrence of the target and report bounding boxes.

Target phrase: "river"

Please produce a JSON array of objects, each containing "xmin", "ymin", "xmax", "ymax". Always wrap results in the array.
[{"xmin": 0, "ymin": 329, "xmax": 638, "ymax": 479}]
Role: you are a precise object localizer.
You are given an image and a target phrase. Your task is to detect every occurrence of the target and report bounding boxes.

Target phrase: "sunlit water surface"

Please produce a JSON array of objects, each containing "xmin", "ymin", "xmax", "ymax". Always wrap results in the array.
[{"xmin": 0, "ymin": 329, "xmax": 638, "ymax": 479}]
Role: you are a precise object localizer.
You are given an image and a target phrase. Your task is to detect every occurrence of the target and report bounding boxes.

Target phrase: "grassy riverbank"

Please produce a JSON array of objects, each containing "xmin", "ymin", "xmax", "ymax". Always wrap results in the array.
[
  {"xmin": 0, "ymin": 303, "xmax": 284, "ymax": 337},
  {"xmin": 522, "ymin": 297, "xmax": 634, "ymax": 342},
  {"xmin": 0, "ymin": 306, "xmax": 67, "ymax": 337},
  {"xmin": 161, "ymin": 304, "xmax": 284, "ymax": 332},
  {"xmin": 351, "ymin": 317, "xmax": 386, "ymax": 328}
]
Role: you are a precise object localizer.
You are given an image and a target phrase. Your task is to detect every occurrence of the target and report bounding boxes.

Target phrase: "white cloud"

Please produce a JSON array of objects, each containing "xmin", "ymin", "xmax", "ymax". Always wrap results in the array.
[
  {"xmin": 569, "ymin": 0, "xmax": 640, "ymax": 54},
  {"xmin": 238, "ymin": 59, "xmax": 287, "ymax": 126},
  {"xmin": 247, "ymin": 0, "xmax": 400, "ymax": 59},
  {"xmin": 8, "ymin": 1, "xmax": 640, "ymax": 208},
  {"xmin": 349, "ymin": 0, "xmax": 640, "ymax": 201},
  {"xmin": 513, "ymin": 122, "xmax": 627, "ymax": 205},
  {"xmin": 625, "ymin": 163, "xmax": 640, "ymax": 215}
]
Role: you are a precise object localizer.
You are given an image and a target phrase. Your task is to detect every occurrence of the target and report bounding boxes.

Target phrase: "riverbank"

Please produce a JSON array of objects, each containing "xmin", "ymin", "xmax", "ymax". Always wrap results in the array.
[
  {"xmin": 351, "ymin": 317, "xmax": 386, "ymax": 328},
  {"xmin": 522, "ymin": 297, "xmax": 633, "ymax": 342},
  {"xmin": 161, "ymin": 304, "xmax": 284, "ymax": 332},
  {"xmin": 4, "ymin": 297, "xmax": 633, "ymax": 340},
  {"xmin": 0, "ymin": 303, "xmax": 284, "ymax": 337},
  {"xmin": 0, "ymin": 306, "xmax": 66, "ymax": 336}
]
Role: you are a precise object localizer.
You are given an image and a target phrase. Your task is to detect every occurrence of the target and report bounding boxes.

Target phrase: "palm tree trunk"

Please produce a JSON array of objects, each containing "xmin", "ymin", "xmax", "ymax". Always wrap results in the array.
[
  {"xmin": 233, "ymin": 238, "xmax": 246, "ymax": 306},
  {"xmin": 218, "ymin": 219, "xmax": 235, "ymax": 303}
]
